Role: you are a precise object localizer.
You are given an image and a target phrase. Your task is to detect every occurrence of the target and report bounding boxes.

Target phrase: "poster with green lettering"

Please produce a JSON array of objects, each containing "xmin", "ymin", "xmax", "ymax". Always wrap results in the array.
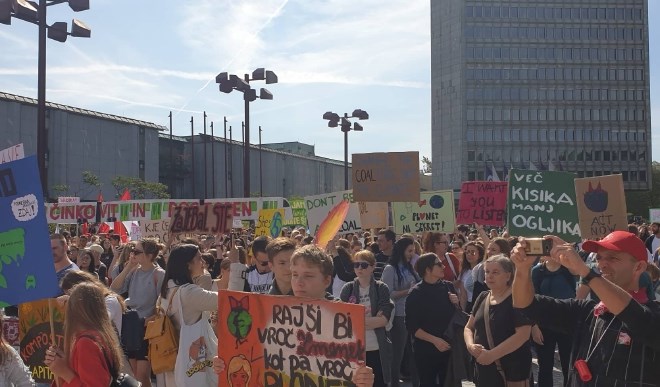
[
  {"xmin": 507, "ymin": 169, "xmax": 580, "ymax": 242},
  {"xmin": 283, "ymin": 198, "xmax": 307, "ymax": 228},
  {"xmin": 392, "ymin": 190, "xmax": 455, "ymax": 234}
]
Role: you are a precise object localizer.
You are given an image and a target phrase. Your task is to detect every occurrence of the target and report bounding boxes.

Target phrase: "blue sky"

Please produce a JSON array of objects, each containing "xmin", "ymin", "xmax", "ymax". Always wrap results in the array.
[{"xmin": 0, "ymin": 0, "xmax": 657, "ymax": 163}]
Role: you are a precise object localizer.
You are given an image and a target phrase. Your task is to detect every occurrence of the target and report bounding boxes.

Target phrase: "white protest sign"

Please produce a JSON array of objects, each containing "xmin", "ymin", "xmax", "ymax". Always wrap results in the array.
[
  {"xmin": 304, "ymin": 190, "xmax": 362, "ymax": 236},
  {"xmin": 0, "ymin": 143, "xmax": 25, "ymax": 165}
]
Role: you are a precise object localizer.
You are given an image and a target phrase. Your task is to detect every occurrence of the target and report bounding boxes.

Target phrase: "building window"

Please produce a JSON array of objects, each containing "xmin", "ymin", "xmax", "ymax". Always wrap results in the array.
[{"xmin": 468, "ymin": 150, "xmax": 476, "ymax": 161}]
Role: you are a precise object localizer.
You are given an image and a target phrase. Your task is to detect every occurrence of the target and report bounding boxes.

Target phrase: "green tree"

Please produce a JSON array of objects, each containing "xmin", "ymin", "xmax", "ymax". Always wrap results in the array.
[
  {"xmin": 111, "ymin": 176, "xmax": 170, "ymax": 199},
  {"xmin": 625, "ymin": 161, "xmax": 660, "ymax": 218}
]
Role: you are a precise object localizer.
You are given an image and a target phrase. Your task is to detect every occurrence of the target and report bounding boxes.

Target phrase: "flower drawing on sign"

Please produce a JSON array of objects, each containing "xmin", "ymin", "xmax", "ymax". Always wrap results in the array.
[{"xmin": 584, "ymin": 182, "xmax": 608, "ymax": 213}]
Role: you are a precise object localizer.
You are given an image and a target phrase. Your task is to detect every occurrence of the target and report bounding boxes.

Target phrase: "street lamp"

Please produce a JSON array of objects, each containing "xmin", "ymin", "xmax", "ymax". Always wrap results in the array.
[
  {"xmin": 1, "ymin": 0, "xmax": 91, "ymax": 198},
  {"xmin": 216, "ymin": 68, "xmax": 277, "ymax": 198},
  {"xmin": 323, "ymin": 109, "xmax": 369, "ymax": 190}
]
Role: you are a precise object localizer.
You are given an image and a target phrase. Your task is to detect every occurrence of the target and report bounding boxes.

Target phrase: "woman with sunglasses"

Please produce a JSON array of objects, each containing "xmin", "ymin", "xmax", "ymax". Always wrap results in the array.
[
  {"xmin": 110, "ymin": 237, "xmax": 166, "ymax": 387},
  {"xmin": 459, "ymin": 242, "xmax": 486, "ymax": 312},
  {"xmin": 406, "ymin": 253, "xmax": 460, "ymax": 386},
  {"xmin": 340, "ymin": 250, "xmax": 394, "ymax": 387},
  {"xmin": 382, "ymin": 238, "xmax": 421, "ymax": 386}
]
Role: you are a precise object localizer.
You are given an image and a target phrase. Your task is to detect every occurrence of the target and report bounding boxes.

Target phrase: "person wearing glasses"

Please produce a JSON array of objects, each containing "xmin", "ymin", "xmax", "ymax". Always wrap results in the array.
[
  {"xmin": 382, "ymin": 238, "xmax": 421, "ymax": 387},
  {"xmin": 243, "ymin": 236, "xmax": 274, "ymax": 293},
  {"xmin": 423, "ymin": 232, "xmax": 461, "ymax": 283},
  {"xmin": 340, "ymin": 250, "xmax": 394, "ymax": 387},
  {"xmin": 406, "ymin": 253, "xmax": 460, "ymax": 386},
  {"xmin": 458, "ymin": 242, "xmax": 486, "ymax": 312},
  {"xmin": 110, "ymin": 237, "xmax": 166, "ymax": 387}
]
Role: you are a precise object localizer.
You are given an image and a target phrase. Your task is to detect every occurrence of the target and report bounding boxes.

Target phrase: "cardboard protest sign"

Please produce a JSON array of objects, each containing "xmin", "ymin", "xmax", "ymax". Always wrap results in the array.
[
  {"xmin": 283, "ymin": 198, "xmax": 307, "ymax": 228},
  {"xmin": 507, "ymin": 169, "xmax": 580, "ymax": 242},
  {"xmin": 392, "ymin": 190, "xmax": 455, "ymax": 234},
  {"xmin": 650, "ymin": 209, "xmax": 660, "ymax": 223},
  {"xmin": 255, "ymin": 209, "xmax": 285, "ymax": 238},
  {"xmin": 358, "ymin": 202, "xmax": 389, "ymax": 229},
  {"xmin": 139, "ymin": 219, "xmax": 195, "ymax": 244},
  {"xmin": 0, "ymin": 156, "xmax": 60, "ymax": 307},
  {"xmin": 169, "ymin": 202, "xmax": 234, "ymax": 234},
  {"xmin": 352, "ymin": 151, "xmax": 420, "ymax": 202},
  {"xmin": 217, "ymin": 290, "xmax": 365, "ymax": 386},
  {"xmin": 575, "ymin": 175, "xmax": 628, "ymax": 239},
  {"xmin": 19, "ymin": 299, "xmax": 65, "ymax": 383},
  {"xmin": 0, "ymin": 143, "xmax": 25, "ymax": 165},
  {"xmin": 456, "ymin": 181, "xmax": 508, "ymax": 226},
  {"xmin": 305, "ymin": 190, "xmax": 361, "ymax": 236},
  {"xmin": 45, "ymin": 197, "xmax": 292, "ymax": 224}
]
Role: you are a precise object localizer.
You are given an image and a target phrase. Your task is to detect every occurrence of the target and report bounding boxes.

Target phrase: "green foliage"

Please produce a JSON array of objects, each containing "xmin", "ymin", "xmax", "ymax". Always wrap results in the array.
[
  {"xmin": 51, "ymin": 184, "xmax": 70, "ymax": 197},
  {"xmin": 625, "ymin": 161, "xmax": 660, "ymax": 218},
  {"xmin": 112, "ymin": 176, "xmax": 170, "ymax": 199}
]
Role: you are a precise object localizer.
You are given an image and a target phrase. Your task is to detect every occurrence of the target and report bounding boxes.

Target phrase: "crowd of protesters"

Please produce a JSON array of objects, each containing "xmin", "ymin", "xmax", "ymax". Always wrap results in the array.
[{"xmin": 2, "ymin": 219, "xmax": 660, "ymax": 387}]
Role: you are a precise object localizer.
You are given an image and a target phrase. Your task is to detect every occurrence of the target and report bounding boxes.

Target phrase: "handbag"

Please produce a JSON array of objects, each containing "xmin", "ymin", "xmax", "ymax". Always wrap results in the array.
[
  {"xmin": 483, "ymin": 292, "xmax": 530, "ymax": 387},
  {"xmin": 443, "ymin": 307, "xmax": 469, "ymax": 339},
  {"xmin": 174, "ymin": 285, "xmax": 218, "ymax": 386},
  {"xmin": 144, "ymin": 286, "xmax": 180, "ymax": 374},
  {"xmin": 121, "ymin": 309, "xmax": 144, "ymax": 352},
  {"xmin": 80, "ymin": 334, "xmax": 141, "ymax": 387}
]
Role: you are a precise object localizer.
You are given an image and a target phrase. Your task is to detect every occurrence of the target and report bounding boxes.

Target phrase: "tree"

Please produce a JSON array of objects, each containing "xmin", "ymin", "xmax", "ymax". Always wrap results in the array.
[
  {"xmin": 50, "ymin": 170, "xmax": 101, "ymax": 200},
  {"xmin": 625, "ymin": 161, "xmax": 660, "ymax": 218},
  {"xmin": 421, "ymin": 156, "xmax": 432, "ymax": 174},
  {"xmin": 111, "ymin": 176, "xmax": 170, "ymax": 199}
]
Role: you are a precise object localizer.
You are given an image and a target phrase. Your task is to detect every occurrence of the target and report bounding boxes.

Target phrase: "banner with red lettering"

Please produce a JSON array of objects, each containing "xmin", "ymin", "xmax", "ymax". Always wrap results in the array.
[
  {"xmin": 217, "ymin": 290, "xmax": 365, "ymax": 387},
  {"xmin": 456, "ymin": 181, "xmax": 508, "ymax": 226}
]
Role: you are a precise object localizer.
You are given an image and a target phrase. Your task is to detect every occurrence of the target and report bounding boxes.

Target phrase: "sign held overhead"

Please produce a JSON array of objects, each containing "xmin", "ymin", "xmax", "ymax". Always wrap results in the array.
[{"xmin": 352, "ymin": 151, "xmax": 420, "ymax": 202}]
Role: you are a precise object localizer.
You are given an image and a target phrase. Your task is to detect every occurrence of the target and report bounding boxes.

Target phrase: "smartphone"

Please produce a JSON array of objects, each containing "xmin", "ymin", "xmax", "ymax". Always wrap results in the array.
[{"xmin": 525, "ymin": 238, "xmax": 553, "ymax": 256}]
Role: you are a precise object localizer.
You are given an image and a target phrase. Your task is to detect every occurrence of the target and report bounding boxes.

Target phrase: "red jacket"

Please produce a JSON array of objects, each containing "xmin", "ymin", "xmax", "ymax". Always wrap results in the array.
[
  {"xmin": 52, "ymin": 331, "xmax": 112, "ymax": 387},
  {"xmin": 441, "ymin": 252, "xmax": 461, "ymax": 282}
]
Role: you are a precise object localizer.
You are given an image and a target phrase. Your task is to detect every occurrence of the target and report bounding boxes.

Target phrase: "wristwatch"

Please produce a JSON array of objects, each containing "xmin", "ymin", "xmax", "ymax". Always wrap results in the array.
[{"xmin": 581, "ymin": 267, "xmax": 602, "ymax": 285}]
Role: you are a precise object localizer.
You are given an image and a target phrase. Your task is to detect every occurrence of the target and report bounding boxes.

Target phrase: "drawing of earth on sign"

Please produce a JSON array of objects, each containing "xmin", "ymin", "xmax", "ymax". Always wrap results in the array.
[
  {"xmin": 429, "ymin": 195, "xmax": 445, "ymax": 209},
  {"xmin": 584, "ymin": 182, "xmax": 608, "ymax": 212},
  {"xmin": 0, "ymin": 228, "xmax": 27, "ymax": 307},
  {"xmin": 227, "ymin": 296, "xmax": 253, "ymax": 349},
  {"xmin": 270, "ymin": 211, "xmax": 283, "ymax": 238}
]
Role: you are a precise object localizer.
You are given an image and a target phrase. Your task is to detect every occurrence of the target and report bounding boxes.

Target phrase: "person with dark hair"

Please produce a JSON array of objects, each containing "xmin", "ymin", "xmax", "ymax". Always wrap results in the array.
[
  {"xmin": 424, "ymin": 232, "xmax": 461, "ymax": 282},
  {"xmin": 266, "ymin": 237, "xmax": 297, "ymax": 296},
  {"xmin": 78, "ymin": 250, "xmax": 98, "ymax": 279},
  {"xmin": 156, "ymin": 243, "xmax": 219, "ymax": 386},
  {"xmin": 645, "ymin": 222, "xmax": 660, "ymax": 261},
  {"xmin": 243, "ymin": 236, "xmax": 273, "ymax": 293},
  {"xmin": 51, "ymin": 233, "xmax": 79, "ymax": 295},
  {"xmin": 110, "ymin": 237, "xmax": 166, "ymax": 387},
  {"xmin": 375, "ymin": 229, "xmax": 396, "ymax": 281},
  {"xmin": 382, "ymin": 238, "xmax": 420, "ymax": 386},
  {"xmin": 407, "ymin": 253, "xmax": 460, "ymax": 386},
  {"xmin": 331, "ymin": 239, "xmax": 357, "ymax": 297},
  {"xmin": 459, "ymin": 241, "xmax": 486, "ymax": 312}
]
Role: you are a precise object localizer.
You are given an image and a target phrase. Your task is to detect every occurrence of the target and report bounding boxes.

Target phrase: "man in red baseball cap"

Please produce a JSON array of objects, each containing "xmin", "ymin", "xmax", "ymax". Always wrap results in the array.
[{"xmin": 510, "ymin": 231, "xmax": 659, "ymax": 386}]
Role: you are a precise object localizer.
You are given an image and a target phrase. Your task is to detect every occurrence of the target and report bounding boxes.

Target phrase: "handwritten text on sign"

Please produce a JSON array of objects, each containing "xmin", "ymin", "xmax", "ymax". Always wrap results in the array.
[
  {"xmin": 352, "ymin": 151, "xmax": 420, "ymax": 202},
  {"xmin": 507, "ymin": 170, "xmax": 580, "ymax": 242},
  {"xmin": 305, "ymin": 190, "xmax": 362, "ymax": 236},
  {"xmin": 217, "ymin": 290, "xmax": 365, "ymax": 387},
  {"xmin": 457, "ymin": 181, "xmax": 508, "ymax": 226},
  {"xmin": 574, "ymin": 174, "xmax": 627, "ymax": 239},
  {"xmin": 169, "ymin": 203, "xmax": 233, "ymax": 234}
]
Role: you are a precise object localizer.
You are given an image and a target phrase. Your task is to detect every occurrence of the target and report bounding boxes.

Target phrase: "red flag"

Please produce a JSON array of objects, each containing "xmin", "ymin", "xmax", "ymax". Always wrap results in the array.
[
  {"xmin": 81, "ymin": 223, "xmax": 89, "ymax": 235},
  {"xmin": 98, "ymin": 223, "xmax": 111, "ymax": 234},
  {"xmin": 120, "ymin": 189, "xmax": 131, "ymax": 201},
  {"xmin": 114, "ymin": 221, "xmax": 128, "ymax": 243}
]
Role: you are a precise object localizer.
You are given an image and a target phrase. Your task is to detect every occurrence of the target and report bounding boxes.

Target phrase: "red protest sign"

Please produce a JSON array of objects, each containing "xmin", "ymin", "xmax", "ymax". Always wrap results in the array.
[{"xmin": 456, "ymin": 181, "xmax": 508, "ymax": 226}]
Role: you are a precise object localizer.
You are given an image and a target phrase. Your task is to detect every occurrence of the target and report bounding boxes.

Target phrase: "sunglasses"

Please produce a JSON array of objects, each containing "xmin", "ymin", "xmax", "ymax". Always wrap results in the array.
[
  {"xmin": 353, "ymin": 262, "xmax": 371, "ymax": 269},
  {"xmin": 257, "ymin": 260, "xmax": 269, "ymax": 267},
  {"xmin": 434, "ymin": 261, "xmax": 445, "ymax": 267},
  {"xmin": 466, "ymin": 250, "xmax": 479, "ymax": 255}
]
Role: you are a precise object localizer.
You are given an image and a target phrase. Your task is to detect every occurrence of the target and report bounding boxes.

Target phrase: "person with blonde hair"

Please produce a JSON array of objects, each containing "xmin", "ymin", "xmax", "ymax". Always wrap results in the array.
[
  {"xmin": 45, "ymin": 283, "xmax": 125, "ymax": 385},
  {"xmin": 227, "ymin": 354, "xmax": 251, "ymax": 387}
]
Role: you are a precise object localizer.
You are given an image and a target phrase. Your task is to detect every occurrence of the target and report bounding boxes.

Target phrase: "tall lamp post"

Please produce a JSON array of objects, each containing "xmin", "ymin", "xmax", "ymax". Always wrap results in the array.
[
  {"xmin": 1, "ymin": 0, "xmax": 91, "ymax": 198},
  {"xmin": 323, "ymin": 109, "xmax": 369, "ymax": 190},
  {"xmin": 216, "ymin": 68, "xmax": 277, "ymax": 197}
]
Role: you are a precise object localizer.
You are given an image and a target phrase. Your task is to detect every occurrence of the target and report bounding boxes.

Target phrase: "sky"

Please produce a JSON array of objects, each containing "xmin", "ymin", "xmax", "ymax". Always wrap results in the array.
[{"xmin": 0, "ymin": 0, "xmax": 657, "ymax": 163}]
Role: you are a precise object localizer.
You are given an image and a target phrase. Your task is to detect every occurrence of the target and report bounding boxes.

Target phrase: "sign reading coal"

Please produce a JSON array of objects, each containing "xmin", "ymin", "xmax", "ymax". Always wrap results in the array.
[
  {"xmin": 507, "ymin": 170, "xmax": 580, "ymax": 242},
  {"xmin": 352, "ymin": 152, "xmax": 420, "ymax": 202}
]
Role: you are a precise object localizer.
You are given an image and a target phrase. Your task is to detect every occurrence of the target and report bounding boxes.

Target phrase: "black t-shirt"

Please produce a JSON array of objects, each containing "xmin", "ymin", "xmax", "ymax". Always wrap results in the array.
[{"xmin": 471, "ymin": 291, "xmax": 532, "ymax": 381}]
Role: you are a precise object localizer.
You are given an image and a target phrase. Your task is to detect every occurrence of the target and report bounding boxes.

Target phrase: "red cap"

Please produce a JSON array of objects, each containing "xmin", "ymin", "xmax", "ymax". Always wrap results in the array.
[{"xmin": 582, "ymin": 231, "xmax": 647, "ymax": 262}]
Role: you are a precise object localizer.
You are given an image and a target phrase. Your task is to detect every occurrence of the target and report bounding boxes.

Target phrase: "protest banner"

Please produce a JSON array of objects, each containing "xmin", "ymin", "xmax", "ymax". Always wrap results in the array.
[
  {"xmin": 0, "ymin": 156, "xmax": 60, "ymax": 307},
  {"xmin": 507, "ymin": 169, "xmax": 580, "ymax": 242},
  {"xmin": 45, "ymin": 196, "xmax": 293, "ymax": 224},
  {"xmin": 358, "ymin": 202, "xmax": 389, "ymax": 229},
  {"xmin": 139, "ymin": 219, "xmax": 195, "ymax": 244},
  {"xmin": 305, "ymin": 190, "xmax": 361, "ymax": 236},
  {"xmin": 255, "ymin": 209, "xmax": 286, "ymax": 238},
  {"xmin": 456, "ymin": 181, "xmax": 508, "ymax": 226},
  {"xmin": 392, "ymin": 190, "xmax": 455, "ymax": 234},
  {"xmin": 169, "ymin": 202, "xmax": 234, "ymax": 234},
  {"xmin": 283, "ymin": 198, "xmax": 307, "ymax": 228},
  {"xmin": 352, "ymin": 151, "xmax": 420, "ymax": 202},
  {"xmin": 19, "ymin": 299, "xmax": 65, "ymax": 383},
  {"xmin": 575, "ymin": 174, "xmax": 628, "ymax": 239},
  {"xmin": 233, "ymin": 218, "xmax": 244, "ymax": 229},
  {"xmin": 217, "ymin": 290, "xmax": 365, "ymax": 386},
  {"xmin": 0, "ymin": 143, "xmax": 25, "ymax": 165},
  {"xmin": 650, "ymin": 209, "xmax": 660, "ymax": 223}
]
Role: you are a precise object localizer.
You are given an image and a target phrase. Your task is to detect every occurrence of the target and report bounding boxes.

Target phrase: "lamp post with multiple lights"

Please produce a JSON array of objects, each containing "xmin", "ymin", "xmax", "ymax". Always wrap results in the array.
[
  {"xmin": 1, "ymin": 0, "xmax": 91, "ymax": 198},
  {"xmin": 323, "ymin": 109, "xmax": 369, "ymax": 190},
  {"xmin": 216, "ymin": 68, "xmax": 277, "ymax": 198}
]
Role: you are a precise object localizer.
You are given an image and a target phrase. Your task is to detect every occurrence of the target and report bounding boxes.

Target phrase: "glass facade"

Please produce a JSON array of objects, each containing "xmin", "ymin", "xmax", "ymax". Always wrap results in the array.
[{"xmin": 431, "ymin": 0, "xmax": 652, "ymax": 190}]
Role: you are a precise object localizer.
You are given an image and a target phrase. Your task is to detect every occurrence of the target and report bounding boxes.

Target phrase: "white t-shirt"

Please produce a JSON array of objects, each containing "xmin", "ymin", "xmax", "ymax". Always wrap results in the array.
[
  {"xmin": 359, "ymin": 285, "xmax": 379, "ymax": 352},
  {"xmin": 651, "ymin": 236, "xmax": 660, "ymax": 262},
  {"xmin": 460, "ymin": 270, "xmax": 475, "ymax": 303},
  {"xmin": 105, "ymin": 295, "xmax": 123, "ymax": 334},
  {"xmin": 246, "ymin": 269, "xmax": 273, "ymax": 294}
]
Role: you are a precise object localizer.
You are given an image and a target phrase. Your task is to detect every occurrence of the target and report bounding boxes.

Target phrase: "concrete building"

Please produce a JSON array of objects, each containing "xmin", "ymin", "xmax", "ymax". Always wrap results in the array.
[{"xmin": 431, "ymin": 0, "xmax": 652, "ymax": 190}]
